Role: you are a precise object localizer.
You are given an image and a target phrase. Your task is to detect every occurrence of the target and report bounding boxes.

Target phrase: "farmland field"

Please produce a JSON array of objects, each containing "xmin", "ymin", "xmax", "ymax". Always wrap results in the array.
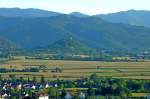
[{"xmin": 0, "ymin": 58, "xmax": 150, "ymax": 80}]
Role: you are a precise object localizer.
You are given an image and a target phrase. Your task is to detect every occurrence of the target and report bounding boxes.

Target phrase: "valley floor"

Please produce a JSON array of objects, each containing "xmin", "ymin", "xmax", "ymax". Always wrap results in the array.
[{"xmin": 0, "ymin": 58, "xmax": 150, "ymax": 80}]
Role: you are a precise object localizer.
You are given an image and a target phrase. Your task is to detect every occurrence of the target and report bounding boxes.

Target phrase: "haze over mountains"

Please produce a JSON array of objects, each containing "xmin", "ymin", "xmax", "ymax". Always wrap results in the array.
[{"xmin": 1, "ymin": 8, "xmax": 150, "ymax": 52}]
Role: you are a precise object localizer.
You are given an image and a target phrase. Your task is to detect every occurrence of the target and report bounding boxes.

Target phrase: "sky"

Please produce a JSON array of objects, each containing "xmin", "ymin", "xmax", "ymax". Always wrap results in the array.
[{"xmin": 0, "ymin": 0, "xmax": 149, "ymax": 15}]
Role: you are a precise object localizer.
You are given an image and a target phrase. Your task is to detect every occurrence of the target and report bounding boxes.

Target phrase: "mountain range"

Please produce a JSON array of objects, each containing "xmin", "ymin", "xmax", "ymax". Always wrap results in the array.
[
  {"xmin": 1, "ymin": 8, "xmax": 150, "ymax": 27},
  {"xmin": 1, "ymin": 8, "xmax": 150, "ymax": 52},
  {"xmin": 0, "ymin": 8, "xmax": 61, "ymax": 18},
  {"xmin": 96, "ymin": 10, "xmax": 150, "ymax": 27}
]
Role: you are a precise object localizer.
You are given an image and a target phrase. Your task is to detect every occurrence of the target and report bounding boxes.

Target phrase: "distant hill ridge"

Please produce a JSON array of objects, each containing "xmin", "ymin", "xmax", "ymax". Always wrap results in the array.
[
  {"xmin": 1, "ymin": 8, "xmax": 150, "ymax": 27},
  {"xmin": 96, "ymin": 10, "xmax": 150, "ymax": 27},
  {"xmin": 0, "ymin": 8, "xmax": 150, "ymax": 51},
  {"xmin": 0, "ymin": 8, "xmax": 62, "ymax": 17}
]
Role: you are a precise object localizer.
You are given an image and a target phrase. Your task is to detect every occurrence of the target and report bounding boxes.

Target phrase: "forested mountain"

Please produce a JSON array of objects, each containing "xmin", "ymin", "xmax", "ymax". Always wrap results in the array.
[
  {"xmin": 0, "ymin": 8, "xmax": 61, "ymax": 18},
  {"xmin": 96, "ymin": 10, "xmax": 150, "ymax": 27},
  {"xmin": 70, "ymin": 12, "xmax": 89, "ymax": 17},
  {"xmin": 0, "ymin": 37, "xmax": 17, "ymax": 50},
  {"xmin": 2, "ymin": 8, "xmax": 150, "ymax": 27},
  {"xmin": 0, "ymin": 37, "xmax": 18, "ymax": 57},
  {"xmin": 48, "ymin": 37, "xmax": 92, "ymax": 53},
  {"xmin": 0, "ymin": 8, "xmax": 150, "ymax": 51}
]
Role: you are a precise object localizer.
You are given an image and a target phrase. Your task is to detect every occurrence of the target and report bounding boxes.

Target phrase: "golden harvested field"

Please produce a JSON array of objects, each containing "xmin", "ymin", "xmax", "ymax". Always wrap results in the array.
[{"xmin": 0, "ymin": 59, "xmax": 150, "ymax": 80}]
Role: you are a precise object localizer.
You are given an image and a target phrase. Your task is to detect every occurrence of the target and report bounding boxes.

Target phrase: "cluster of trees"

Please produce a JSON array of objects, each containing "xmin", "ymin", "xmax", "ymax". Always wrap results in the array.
[
  {"xmin": 49, "ymin": 74, "xmax": 150, "ymax": 98},
  {"xmin": 78, "ymin": 74, "xmax": 150, "ymax": 96},
  {"xmin": 25, "ymin": 54, "xmax": 114, "ymax": 61},
  {"xmin": 24, "ymin": 50, "xmax": 150, "ymax": 61},
  {"xmin": 2, "ymin": 47, "xmax": 150, "ymax": 62},
  {"xmin": 50, "ymin": 74, "xmax": 150, "ymax": 97},
  {"xmin": 0, "ymin": 74, "xmax": 150, "ymax": 98},
  {"xmin": 0, "ymin": 68, "xmax": 39, "ymax": 73}
]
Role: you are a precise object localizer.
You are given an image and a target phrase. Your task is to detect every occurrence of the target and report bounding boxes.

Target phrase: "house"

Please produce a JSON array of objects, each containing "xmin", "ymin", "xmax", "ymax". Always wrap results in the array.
[
  {"xmin": 39, "ymin": 95, "xmax": 49, "ymax": 99},
  {"xmin": 18, "ymin": 84, "xmax": 22, "ymax": 89},
  {"xmin": 54, "ymin": 84, "xmax": 58, "ymax": 87},
  {"xmin": 32, "ymin": 85, "xmax": 36, "ymax": 89},
  {"xmin": 0, "ymin": 97, "xmax": 5, "ymax": 99},
  {"xmin": 45, "ymin": 83, "xmax": 49, "ymax": 88},
  {"xmin": 38, "ymin": 93, "xmax": 49, "ymax": 99},
  {"xmin": 0, "ymin": 93, "xmax": 8, "ymax": 99}
]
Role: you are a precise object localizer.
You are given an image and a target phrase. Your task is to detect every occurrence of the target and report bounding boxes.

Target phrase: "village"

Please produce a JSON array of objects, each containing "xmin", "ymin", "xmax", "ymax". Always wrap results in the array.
[
  {"xmin": 0, "ymin": 80, "xmax": 86, "ymax": 99},
  {"xmin": 0, "ymin": 74, "xmax": 149, "ymax": 99}
]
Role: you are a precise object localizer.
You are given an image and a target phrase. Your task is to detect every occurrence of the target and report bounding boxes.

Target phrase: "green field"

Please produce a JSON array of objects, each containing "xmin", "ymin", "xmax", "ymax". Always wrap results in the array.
[{"xmin": 0, "ymin": 59, "xmax": 150, "ymax": 80}]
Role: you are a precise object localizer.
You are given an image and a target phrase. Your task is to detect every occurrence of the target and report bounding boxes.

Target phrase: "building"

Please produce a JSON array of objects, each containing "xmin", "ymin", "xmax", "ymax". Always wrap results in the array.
[
  {"xmin": 38, "ymin": 93, "xmax": 49, "ymax": 99},
  {"xmin": 0, "ymin": 93, "xmax": 8, "ymax": 99},
  {"xmin": 39, "ymin": 95, "xmax": 49, "ymax": 99}
]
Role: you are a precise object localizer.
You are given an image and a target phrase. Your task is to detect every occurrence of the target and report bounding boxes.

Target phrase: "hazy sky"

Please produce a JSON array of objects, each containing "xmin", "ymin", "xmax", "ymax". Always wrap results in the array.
[{"xmin": 0, "ymin": 0, "xmax": 149, "ymax": 15}]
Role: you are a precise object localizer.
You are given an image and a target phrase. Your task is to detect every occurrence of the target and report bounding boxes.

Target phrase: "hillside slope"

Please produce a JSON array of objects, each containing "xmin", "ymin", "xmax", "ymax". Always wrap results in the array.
[
  {"xmin": 48, "ymin": 37, "xmax": 92, "ymax": 53},
  {"xmin": 0, "ymin": 15, "xmax": 150, "ymax": 50},
  {"xmin": 0, "ymin": 8, "xmax": 61, "ymax": 18},
  {"xmin": 96, "ymin": 10, "xmax": 150, "ymax": 27}
]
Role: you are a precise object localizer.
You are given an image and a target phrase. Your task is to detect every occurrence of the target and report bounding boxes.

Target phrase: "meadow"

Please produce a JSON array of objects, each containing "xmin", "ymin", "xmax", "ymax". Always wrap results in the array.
[{"xmin": 0, "ymin": 58, "xmax": 150, "ymax": 80}]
